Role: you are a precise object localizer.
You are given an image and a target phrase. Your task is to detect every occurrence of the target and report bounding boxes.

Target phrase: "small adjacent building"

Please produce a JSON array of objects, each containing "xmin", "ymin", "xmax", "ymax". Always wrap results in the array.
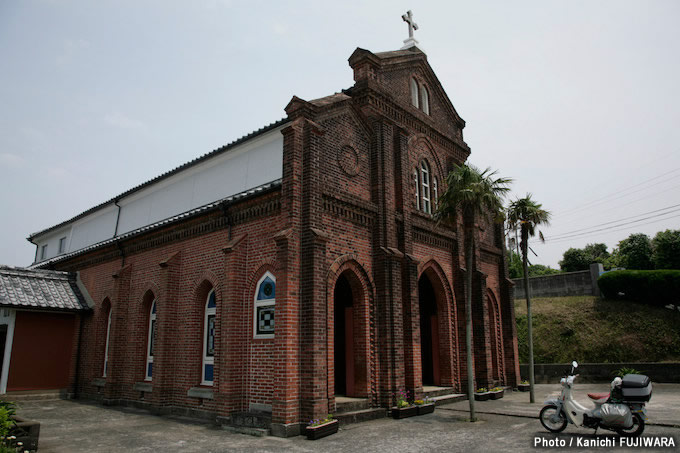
[{"xmin": 0, "ymin": 266, "xmax": 91, "ymax": 395}]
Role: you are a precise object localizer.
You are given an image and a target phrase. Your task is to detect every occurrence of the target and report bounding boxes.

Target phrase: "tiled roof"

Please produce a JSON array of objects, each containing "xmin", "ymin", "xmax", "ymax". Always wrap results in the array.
[
  {"xmin": 27, "ymin": 118, "xmax": 289, "ymax": 242},
  {"xmin": 29, "ymin": 179, "xmax": 282, "ymax": 270},
  {"xmin": 0, "ymin": 266, "xmax": 91, "ymax": 312},
  {"xmin": 309, "ymin": 92, "xmax": 351, "ymax": 107}
]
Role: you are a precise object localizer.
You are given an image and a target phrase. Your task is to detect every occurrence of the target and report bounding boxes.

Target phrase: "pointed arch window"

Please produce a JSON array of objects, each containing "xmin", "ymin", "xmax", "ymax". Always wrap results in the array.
[
  {"xmin": 421, "ymin": 86, "xmax": 430, "ymax": 115},
  {"xmin": 433, "ymin": 176, "xmax": 439, "ymax": 210},
  {"xmin": 254, "ymin": 273, "xmax": 275, "ymax": 339},
  {"xmin": 202, "ymin": 289, "xmax": 216, "ymax": 385},
  {"xmin": 414, "ymin": 169, "xmax": 420, "ymax": 210},
  {"xmin": 103, "ymin": 305, "xmax": 112, "ymax": 378},
  {"xmin": 145, "ymin": 300, "xmax": 156, "ymax": 381},
  {"xmin": 410, "ymin": 78, "xmax": 420, "ymax": 109},
  {"xmin": 420, "ymin": 160, "xmax": 432, "ymax": 214}
]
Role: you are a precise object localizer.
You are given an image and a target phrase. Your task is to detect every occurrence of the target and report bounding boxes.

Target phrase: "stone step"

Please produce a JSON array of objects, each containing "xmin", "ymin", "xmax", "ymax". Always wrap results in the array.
[
  {"xmin": 230, "ymin": 411, "xmax": 272, "ymax": 430},
  {"xmin": 422, "ymin": 387, "xmax": 457, "ymax": 398},
  {"xmin": 336, "ymin": 407, "xmax": 386, "ymax": 426},
  {"xmin": 335, "ymin": 398, "xmax": 369, "ymax": 414},
  {"xmin": 2, "ymin": 391, "xmax": 63, "ymax": 402},
  {"xmin": 430, "ymin": 393, "xmax": 466, "ymax": 406}
]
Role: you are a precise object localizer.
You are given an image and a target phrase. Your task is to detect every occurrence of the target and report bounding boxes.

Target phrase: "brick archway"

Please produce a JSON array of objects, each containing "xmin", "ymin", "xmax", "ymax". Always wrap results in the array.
[
  {"xmin": 417, "ymin": 259, "xmax": 457, "ymax": 389},
  {"xmin": 487, "ymin": 289, "xmax": 505, "ymax": 385},
  {"xmin": 326, "ymin": 256, "xmax": 375, "ymax": 404}
]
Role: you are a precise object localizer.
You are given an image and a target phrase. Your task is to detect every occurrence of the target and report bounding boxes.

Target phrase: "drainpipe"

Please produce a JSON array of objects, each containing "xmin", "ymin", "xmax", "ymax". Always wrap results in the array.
[
  {"xmin": 219, "ymin": 202, "xmax": 231, "ymax": 241},
  {"xmin": 113, "ymin": 200, "xmax": 122, "ymax": 237},
  {"xmin": 113, "ymin": 200, "xmax": 124, "ymax": 266},
  {"xmin": 73, "ymin": 313, "xmax": 85, "ymax": 399}
]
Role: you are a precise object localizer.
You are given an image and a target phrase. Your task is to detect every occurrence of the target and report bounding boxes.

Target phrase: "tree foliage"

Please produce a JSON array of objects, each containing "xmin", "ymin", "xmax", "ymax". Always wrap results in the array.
[
  {"xmin": 559, "ymin": 247, "xmax": 591, "ymax": 272},
  {"xmin": 618, "ymin": 233, "xmax": 654, "ymax": 270},
  {"xmin": 559, "ymin": 243, "xmax": 612, "ymax": 271},
  {"xmin": 652, "ymin": 229, "xmax": 680, "ymax": 270}
]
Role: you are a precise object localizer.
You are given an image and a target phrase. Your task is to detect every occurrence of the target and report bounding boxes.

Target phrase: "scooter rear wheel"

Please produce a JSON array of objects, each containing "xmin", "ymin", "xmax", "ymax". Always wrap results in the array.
[
  {"xmin": 539, "ymin": 404, "xmax": 568, "ymax": 433},
  {"xmin": 616, "ymin": 413, "xmax": 644, "ymax": 437}
]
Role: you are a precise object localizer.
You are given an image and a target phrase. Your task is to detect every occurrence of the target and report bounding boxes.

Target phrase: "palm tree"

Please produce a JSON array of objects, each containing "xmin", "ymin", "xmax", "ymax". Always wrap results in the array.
[
  {"xmin": 435, "ymin": 164, "xmax": 512, "ymax": 421},
  {"xmin": 506, "ymin": 194, "xmax": 551, "ymax": 404}
]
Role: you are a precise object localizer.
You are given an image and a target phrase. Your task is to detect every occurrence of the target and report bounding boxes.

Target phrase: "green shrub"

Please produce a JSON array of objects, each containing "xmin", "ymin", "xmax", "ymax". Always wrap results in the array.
[
  {"xmin": 613, "ymin": 366, "xmax": 641, "ymax": 377},
  {"xmin": 598, "ymin": 270, "xmax": 680, "ymax": 307}
]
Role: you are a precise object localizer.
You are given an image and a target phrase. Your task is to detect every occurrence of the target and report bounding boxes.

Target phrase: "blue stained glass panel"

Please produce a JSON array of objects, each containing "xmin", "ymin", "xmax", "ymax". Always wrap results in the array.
[
  {"xmin": 207, "ymin": 291, "xmax": 216, "ymax": 308},
  {"xmin": 204, "ymin": 364, "xmax": 214, "ymax": 382},
  {"xmin": 147, "ymin": 363, "xmax": 153, "ymax": 378},
  {"xmin": 257, "ymin": 276, "xmax": 275, "ymax": 300}
]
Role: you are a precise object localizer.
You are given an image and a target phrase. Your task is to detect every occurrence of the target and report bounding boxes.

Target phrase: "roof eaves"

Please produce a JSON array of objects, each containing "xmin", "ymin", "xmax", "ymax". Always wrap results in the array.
[{"xmin": 29, "ymin": 179, "xmax": 282, "ymax": 270}]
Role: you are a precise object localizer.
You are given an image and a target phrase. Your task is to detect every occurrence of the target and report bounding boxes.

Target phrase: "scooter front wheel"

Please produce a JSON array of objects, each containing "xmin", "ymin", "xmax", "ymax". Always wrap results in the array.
[
  {"xmin": 616, "ymin": 413, "xmax": 644, "ymax": 437},
  {"xmin": 539, "ymin": 404, "xmax": 568, "ymax": 433}
]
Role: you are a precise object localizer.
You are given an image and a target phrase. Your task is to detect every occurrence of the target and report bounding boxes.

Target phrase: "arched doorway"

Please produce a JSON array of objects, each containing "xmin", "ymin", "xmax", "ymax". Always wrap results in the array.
[
  {"xmin": 419, "ymin": 274, "xmax": 440, "ymax": 386},
  {"xmin": 334, "ymin": 273, "xmax": 355, "ymax": 396},
  {"xmin": 487, "ymin": 291, "xmax": 505, "ymax": 384}
]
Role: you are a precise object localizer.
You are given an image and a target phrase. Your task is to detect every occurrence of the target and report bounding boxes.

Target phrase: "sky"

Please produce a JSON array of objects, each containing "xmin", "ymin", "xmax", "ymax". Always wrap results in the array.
[{"xmin": 1, "ymin": 0, "xmax": 679, "ymax": 268}]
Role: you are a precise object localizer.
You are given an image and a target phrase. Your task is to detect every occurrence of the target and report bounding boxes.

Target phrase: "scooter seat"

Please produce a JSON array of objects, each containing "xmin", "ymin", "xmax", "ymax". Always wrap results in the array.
[{"xmin": 587, "ymin": 392, "xmax": 609, "ymax": 401}]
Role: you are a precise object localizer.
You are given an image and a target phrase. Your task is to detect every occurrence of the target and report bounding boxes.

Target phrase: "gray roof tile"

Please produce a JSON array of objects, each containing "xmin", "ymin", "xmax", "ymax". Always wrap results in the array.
[{"xmin": 0, "ymin": 266, "xmax": 90, "ymax": 312}]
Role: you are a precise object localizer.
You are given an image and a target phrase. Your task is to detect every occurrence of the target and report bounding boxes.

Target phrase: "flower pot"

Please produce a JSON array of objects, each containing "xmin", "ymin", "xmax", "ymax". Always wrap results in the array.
[
  {"xmin": 416, "ymin": 403, "xmax": 435, "ymax": 415},
  {"xmin": 474, "ymin": 392, "xmax": 491, "ymax": 401},
  {"xmin": 518, "ymin": 384, "xmax": 530, "ymax": 392},
  {"xmin": 306, "ymin": 419, "xmax": 339, "ymax": 440},
  {"xmin": 490, "ymin": 390, "xmax": 504, "ymax": 400},
  {"xmin": 392, "ymin": 406, "xmax": 418, "ymax": 419}
]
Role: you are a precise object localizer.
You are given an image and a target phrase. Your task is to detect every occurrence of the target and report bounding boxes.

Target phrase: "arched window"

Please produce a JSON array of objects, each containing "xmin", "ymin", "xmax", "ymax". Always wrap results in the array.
[
  {"xmin": 410, "ymin": 78, "xmax": 420, "ymax": 109},
  {"xmin": 414, "ymin": 169, "xmax": 420, "ymax": 210},
  {"xmin": 202, "ymin": 289, "xmax": 216, "ymax": 385},
  {"xmin": 145, "ymin": 300, "xmax": 156, "ymax": 381},
  {"xmin": 421, "ymin": 85, "xmax": 430, "ymax": 115},
  {"xmin": 254, "ymin": 272, "xmax": 275, "ymax": 339},
  {"xmin": 433, "ymin": 176, "xmax": 439, "ymax": 210},
  {"xmin": 420, "ymin": 160, "xmax": 432, "ymax": 214},
  {"xmin": 103, "ymin": 303, "xmax": 112, "ymax": 378}
]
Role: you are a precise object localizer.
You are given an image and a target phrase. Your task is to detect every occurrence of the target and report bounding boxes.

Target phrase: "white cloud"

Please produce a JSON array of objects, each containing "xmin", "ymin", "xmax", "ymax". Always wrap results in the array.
[
  {"xmin": 104, "ymin": 112, "xmax": 146, "ymax": 130},
  {"xmin": 0, "ymin": 153, "xmax": 26, "ymax": 168}
]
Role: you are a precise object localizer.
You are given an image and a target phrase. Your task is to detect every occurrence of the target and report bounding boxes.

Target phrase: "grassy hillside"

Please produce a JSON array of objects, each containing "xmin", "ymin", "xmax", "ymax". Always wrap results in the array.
[{"xmin": 514, "ymin": 296, "xmax": 680, "ymax": 363}]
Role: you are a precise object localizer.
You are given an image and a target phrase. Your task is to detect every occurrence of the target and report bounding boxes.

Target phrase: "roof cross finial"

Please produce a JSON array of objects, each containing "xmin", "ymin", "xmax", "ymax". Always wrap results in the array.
[
  {"xmin": 400, "ymin": 10, "xmax": 422, "ymax": 51},
  {"xmin": 402, "ymin": 10, "xmax": 418, "ymax": 39}
]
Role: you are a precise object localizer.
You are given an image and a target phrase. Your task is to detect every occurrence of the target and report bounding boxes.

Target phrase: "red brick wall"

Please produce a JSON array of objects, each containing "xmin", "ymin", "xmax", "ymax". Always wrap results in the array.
[{"xmin": 47, "ymin": 47, "xmax": 519, "ymax": 431}]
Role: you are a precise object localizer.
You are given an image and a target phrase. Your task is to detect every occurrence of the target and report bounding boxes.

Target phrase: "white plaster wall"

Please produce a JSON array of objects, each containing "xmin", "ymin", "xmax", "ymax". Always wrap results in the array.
[
  {"xmin": 32, "ymin": 126, "xmax": 284, "ymax": 263},
  {"xmin": 35, "ymin": 227, "xmax": 72, "ymax": 262},
  {"xmin": 69, "ymin": 205, "xmax": 118, "ymax": 252}
]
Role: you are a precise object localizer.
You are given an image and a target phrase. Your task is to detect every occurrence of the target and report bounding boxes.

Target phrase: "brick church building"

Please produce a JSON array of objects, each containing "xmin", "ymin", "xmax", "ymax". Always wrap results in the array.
[{"xmin": 27, "ymin": 37, "xmax": 520, "ymax": 436}]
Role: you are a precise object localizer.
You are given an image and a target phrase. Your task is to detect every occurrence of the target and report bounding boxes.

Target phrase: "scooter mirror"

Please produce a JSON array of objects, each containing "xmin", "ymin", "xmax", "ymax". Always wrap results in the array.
[{"xmin": 572, "ymin": 361, "xmax": 578, "ymax": 369}]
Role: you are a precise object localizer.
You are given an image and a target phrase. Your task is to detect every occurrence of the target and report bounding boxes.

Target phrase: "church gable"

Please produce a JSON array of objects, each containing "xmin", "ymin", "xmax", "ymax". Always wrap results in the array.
[{"xmin": 348, "ymin": 48, "xmax": 466, "ymax": 144}]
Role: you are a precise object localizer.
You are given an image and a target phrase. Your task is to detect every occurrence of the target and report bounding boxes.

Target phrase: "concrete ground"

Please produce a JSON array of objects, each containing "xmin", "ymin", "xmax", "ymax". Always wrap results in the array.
[{"xmin": 15, "ymin": 384, "xmax": 680, "ymax": 452}]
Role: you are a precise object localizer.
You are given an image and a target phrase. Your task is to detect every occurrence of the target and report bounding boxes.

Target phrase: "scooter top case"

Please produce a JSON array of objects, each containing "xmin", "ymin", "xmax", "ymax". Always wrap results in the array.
[{"xmin": 621, "ymin": 374, "xmax": 652, "ymax": 402}]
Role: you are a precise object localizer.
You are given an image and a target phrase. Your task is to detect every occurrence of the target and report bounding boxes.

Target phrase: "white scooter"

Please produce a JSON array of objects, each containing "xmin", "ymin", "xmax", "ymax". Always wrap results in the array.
[{"xmin": 539, "ymin": 361, "xmax": 650, "ymax": 436}]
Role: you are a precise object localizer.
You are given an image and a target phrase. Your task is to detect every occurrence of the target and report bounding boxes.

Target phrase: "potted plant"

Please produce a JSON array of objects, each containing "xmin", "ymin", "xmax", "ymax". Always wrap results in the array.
[
  {"xmin": 474, "ymin": 387, "xmax": 491, "ymax": 401},
  {"xmin": 490, "ymin": 387, "xmax": 504, "ymax": 400},
  {"xmin": 517, "ymin": 380, "xmax": 530, "ymax": 392},
  {"xmin": 414, "ymin": 396, "xmax": 435, "ymax": 415},
  {"xmin": 391, "ymin": 389, "xmax": 417, "ymax": 419},
  {"xmin": 305, "ymin": 414, "xmax": 338, "ymax": 440}
]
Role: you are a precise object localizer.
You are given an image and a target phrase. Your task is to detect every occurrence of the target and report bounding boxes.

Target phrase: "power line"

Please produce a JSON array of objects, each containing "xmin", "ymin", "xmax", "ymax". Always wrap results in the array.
[
  {"xmin": 552, "ymin": 167, "xmax": 680, "ymax": 219},
  {"xmin": 542, "ymin": 212, "xmax": 680, "ymax": 245},
  {"xmin": 547, "ymin": 203, "xmax": 680, "ymax": 239},
  {"xmin": 554, "ymin": 183, "xmax": 680, "ymax": 229}
]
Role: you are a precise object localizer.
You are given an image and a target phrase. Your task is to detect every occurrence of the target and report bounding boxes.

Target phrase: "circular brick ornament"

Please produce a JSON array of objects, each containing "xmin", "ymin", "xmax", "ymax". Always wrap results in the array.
[{"xmin": 338, "ymin": 145, "xmax": 360, "ymax": 177}]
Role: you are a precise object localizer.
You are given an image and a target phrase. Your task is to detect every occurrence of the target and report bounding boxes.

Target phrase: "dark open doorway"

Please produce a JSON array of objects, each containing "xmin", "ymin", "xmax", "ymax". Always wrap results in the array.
[
  {"xmin": 419, "ymin": 274, "xmax": 440, "ymax": 386},
  {"xmin": 334, "ymin": 273, "xmax": 355, "ymax": 396}
]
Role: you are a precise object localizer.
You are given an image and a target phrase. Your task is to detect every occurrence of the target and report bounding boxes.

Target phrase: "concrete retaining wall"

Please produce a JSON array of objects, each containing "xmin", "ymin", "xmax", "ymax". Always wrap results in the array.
[
  {"xmin": 520, "ymin": 363, "xmax": 680, "ymax": 383},
  {"xmin": 513, "ymin": 264, "xmax": 603, "ymax": 299}
]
